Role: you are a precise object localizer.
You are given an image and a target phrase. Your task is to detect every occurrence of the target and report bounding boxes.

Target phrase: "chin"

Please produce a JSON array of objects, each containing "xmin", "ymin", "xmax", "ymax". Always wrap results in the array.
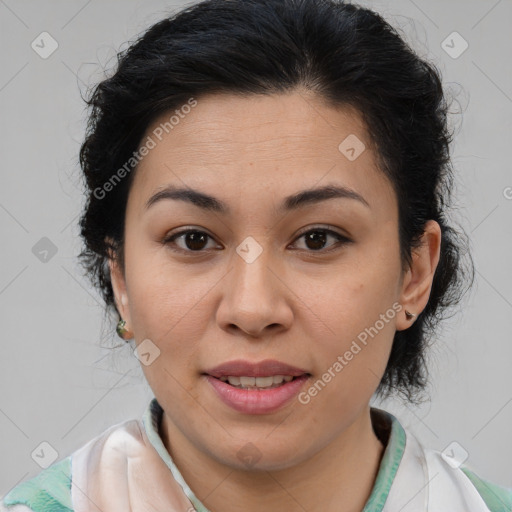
[{"xmin": 209, "ymin": 436, "xmax": 313, "ymax": 473}]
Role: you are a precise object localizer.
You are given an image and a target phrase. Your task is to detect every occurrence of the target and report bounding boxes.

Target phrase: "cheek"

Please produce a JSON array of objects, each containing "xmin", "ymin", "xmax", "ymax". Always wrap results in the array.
[
  {"xmin": 313, "ymin": 277, "xmax": 397, "ymax": 373},
  {"xmin": 122, "ymin": 256, "xmax": 196, "ymax": 380},
  {"xmin": 301, "ymin": 238, "xmax": 401, "ymax": 398},
  {"xmin": 303, "ymin": 300, "xmax": 396, "ymax": 420},
  {"xmin": 312, "ymin": 255, "xmax": 401, "ymax": 343},
  {"xmin": 125, "ymin": 240, "xmax": 208, "ymax": 332}
]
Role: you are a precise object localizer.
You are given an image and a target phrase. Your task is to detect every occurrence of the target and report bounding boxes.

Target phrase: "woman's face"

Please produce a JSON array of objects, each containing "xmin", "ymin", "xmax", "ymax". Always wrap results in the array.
[{"xmin": 110, "ymin": 91, "xmax": 437, "ymax": 471}]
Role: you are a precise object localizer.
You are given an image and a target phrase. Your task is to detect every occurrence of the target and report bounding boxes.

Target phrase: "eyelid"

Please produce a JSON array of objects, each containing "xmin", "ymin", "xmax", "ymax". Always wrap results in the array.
[
  {"xmin": 289, "ymin": 225, "xmax": 352, "ymax": 252},
  {"xmin": 293, "ymin": 224, "xmax": 349, "ymax": 240},
  {"xmin": 162, "ymin": 227, "xmax": 220, "ymax": 252},
  {"xmin": 162, "ymin": 225, "xmax": 352, "ymax": 254}
]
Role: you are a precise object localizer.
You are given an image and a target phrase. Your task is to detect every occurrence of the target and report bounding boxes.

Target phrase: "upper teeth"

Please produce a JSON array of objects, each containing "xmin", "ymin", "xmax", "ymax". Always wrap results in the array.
[{"xmin": 219, "ymin": 375, "xmax": 294, "ymax": 388}]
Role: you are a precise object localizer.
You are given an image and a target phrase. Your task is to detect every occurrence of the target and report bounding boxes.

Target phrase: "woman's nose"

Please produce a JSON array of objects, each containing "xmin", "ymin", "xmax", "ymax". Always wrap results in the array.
[{"xmin": 215, "ymin": 240, "xmax": 293, "ymax": 338}]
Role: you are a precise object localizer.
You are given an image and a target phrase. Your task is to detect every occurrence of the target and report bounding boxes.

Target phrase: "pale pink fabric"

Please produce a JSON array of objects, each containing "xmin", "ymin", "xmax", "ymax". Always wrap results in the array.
[
  {"xmin": 70, "ymin": 419, "xmax": 197, "ymax": 512},
  {"xmin": 63, "ymin": 408, "xmax": 494, "ymax": 512}
]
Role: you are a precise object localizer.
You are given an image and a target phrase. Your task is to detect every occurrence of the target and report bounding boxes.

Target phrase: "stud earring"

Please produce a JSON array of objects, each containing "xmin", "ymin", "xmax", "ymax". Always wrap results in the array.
[
  {"xmin": 116, "ymin": 319, "xmax": 133, "ymax": 342},
  {"xmin": 404, "ymin": 310, "xmax": 417, "ymax": 321}
]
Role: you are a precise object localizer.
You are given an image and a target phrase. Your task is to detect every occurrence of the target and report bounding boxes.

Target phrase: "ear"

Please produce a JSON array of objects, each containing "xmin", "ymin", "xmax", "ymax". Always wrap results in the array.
[
  {"xmin": 106, "ymin": 239, "xmax": 132, "ymax": 329},
  {"xmin": 396, "ymin": 220, "xmax": 442, "ymax": 331}
]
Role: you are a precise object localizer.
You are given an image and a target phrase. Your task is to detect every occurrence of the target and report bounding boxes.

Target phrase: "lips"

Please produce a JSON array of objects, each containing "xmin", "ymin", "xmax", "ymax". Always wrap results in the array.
[
  {"xmin": 203, "ymin": 359, "xmax": 310, "ymax": 379},
  {"xmin": 204, "ymin": 373, "xmax": 311, "ymax": 414},
  {"xmin": 203, "ymin": 359, "xmax": 311, "ymax": 414}
]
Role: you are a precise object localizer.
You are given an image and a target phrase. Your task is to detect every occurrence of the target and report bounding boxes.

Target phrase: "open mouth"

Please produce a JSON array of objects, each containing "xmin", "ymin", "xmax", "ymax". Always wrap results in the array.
[
  {"xmin": 204, "ymin": 371, "xmax": 312, "ymax": 414},
  {"xmin": 208, "ymin": 374, "xmax": 310, "ymax": 390}
]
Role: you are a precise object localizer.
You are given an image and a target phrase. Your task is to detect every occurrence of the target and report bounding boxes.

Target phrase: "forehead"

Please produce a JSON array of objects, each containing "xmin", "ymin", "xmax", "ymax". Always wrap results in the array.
[
  {"xmin": 143, "ymin": 92, "xmax": 368, "ymax": 159},
  {"xmin": 128, "ymin": 91, "xmax": 395, "ymax": 216}
]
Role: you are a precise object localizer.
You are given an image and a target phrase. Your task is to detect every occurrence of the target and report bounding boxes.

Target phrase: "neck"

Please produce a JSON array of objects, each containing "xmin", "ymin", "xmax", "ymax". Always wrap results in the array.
[{"xmin": 160, "ymin": 405, "xmax": 385, "ymax": 512}]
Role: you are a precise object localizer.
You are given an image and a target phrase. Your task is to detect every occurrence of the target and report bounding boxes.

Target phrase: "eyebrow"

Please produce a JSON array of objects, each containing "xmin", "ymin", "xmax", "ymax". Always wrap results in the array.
[{"xmin": 144, "ymin": 183, "xmax": 370, "ymax": 214}]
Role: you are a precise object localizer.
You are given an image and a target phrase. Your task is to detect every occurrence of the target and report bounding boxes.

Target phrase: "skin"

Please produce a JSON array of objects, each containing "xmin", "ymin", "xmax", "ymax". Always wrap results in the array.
[{"xmin": 109, "ymin": 90, "xmax": 441, "ymax": 512}]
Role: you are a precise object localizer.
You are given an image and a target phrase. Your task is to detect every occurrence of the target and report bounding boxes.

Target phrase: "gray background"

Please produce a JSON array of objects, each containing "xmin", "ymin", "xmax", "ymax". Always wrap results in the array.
[{"xmin": 1, "ymin": 0, "xmax": 511, "ymax": 495}]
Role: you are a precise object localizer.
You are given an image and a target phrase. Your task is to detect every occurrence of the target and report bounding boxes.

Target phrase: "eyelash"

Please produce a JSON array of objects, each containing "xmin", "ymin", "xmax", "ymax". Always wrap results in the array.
[{"xmin": 162, "ymin": 226, "xmax": 352, "ymax": 256}]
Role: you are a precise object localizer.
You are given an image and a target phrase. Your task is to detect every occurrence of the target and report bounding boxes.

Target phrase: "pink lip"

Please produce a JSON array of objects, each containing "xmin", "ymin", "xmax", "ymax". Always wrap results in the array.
[
  {"xmin": 203, "ymin": 359, "xmax": 309, "ymax": 378},
  {"xmin": 204, "ymin": 374, "xmax": 310, "ymax": 414}
]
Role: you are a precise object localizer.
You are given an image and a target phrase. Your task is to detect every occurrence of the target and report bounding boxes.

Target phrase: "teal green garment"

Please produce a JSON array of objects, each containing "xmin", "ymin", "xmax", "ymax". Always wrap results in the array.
[
  {"xmin": 3, "ymin": 398, "xmax": 512, "ymax": 511},
  {"xmin": 2, "ymin": 456, "xmax": 73, "ymax": 511},
  {"xmin": 461, "ymin": 466, "xmax": 512, "ymax": 512}
]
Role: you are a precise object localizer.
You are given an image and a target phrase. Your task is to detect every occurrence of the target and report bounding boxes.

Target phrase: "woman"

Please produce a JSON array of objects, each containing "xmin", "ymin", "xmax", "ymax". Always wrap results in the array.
[{"xmin": 2, "ymin": 0, "xmax": 511, "ymax": 510}]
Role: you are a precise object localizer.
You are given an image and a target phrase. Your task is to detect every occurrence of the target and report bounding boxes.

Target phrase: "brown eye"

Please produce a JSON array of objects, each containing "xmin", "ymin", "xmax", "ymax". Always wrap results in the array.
[
  {"xmin": 163, "ymin": 229, "xmax": 218, "ymax": 252},
  {"xmin": 303, "ymin": 230, "xmax": 328, "ymax": 250},
  {"xmin": 163, "ymin": 226, "xmax": 351, "ymax": 256},
  {"xmin": 291, "ymin": 227, "xmax": 351, "ymax": 253}
]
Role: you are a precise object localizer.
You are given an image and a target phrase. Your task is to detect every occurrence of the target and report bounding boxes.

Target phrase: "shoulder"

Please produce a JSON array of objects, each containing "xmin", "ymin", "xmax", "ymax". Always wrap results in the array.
[
  {"xmin": 1, "ymin": 401, "xmax": 161, "ymax": 512},
  {"xmin": 1, "ymin": 414, "xmax": 149, "ymax": 512},
  {"xmin": 382, "ymin": 409, "xmax": 512, "ymax": 512},
  {"xmin": 1, "ymin": 456, "xmax": 73, "ymax": 512},
  {"xmin": 459, "ymin": 464, "xmax": 512, "ymax": 512},
  {"xmin": 422, "ymin": 441, "xmax": 512, "ymax": 512}
]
